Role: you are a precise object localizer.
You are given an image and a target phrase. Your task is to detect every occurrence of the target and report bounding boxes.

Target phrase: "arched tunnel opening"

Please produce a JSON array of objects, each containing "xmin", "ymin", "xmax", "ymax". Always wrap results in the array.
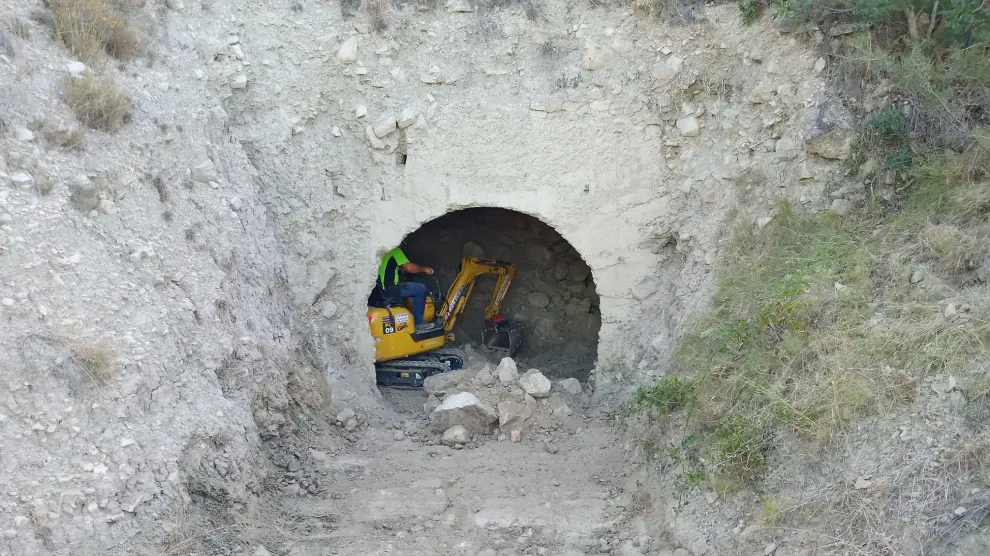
[{"xmin": 382, "ymin": 207, "xmax": 601, "ymax": 382}]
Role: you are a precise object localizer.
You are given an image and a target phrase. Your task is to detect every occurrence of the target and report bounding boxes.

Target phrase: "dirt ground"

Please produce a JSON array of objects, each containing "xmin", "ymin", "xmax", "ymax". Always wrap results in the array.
[{"xmin": 265, "ymin": 387, "xmax": 647, "ymax": 556}]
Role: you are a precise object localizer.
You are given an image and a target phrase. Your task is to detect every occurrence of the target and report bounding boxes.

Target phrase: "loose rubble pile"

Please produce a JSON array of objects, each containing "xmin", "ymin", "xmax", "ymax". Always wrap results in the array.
[{"xmin": 419, "ymin": 355, "xmax": 587, "ymax": 449}]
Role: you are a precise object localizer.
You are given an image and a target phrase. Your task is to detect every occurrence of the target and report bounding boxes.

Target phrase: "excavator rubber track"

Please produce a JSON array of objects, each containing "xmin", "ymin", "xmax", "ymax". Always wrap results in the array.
[{"xmin": 375, "ymin": 348, "xmax": 466, "ymax": 389}]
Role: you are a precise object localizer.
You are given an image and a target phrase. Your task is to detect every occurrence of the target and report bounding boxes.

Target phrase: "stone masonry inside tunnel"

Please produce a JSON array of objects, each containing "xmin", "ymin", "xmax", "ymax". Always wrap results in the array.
[{"xmin": 399, "ymin": 207, "xmax": 600, "ymax": 380}]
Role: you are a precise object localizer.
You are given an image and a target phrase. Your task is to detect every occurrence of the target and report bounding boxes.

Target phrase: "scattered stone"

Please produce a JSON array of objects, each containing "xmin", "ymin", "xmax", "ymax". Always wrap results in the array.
[
  {"xmin": 337, "ymin": 36, "xmax": 358, "ymax": 62},
  {"xmin": 321, "ymin": 300, "xmax": 338, "ymax": 319},
  {"xmin": 805, "ymin": 97, "xmax": 855, "ymax": 160},
  {"xmin": 527, "ymin": 292, "xmax": 550, "ymax": 308},
  {"xmin": 365, "ymin": 126, "xmax": 386, "ymax": 149},
  {"xmin": 10, "ymin": 172, "xmax": 33, "ymax": 188},
  {"xmin": 398, "ymin": 109, "xmax": 418, "ymax": 129},
  {"xmin": 424, "ymin": 394, "xmax": 441, "ymax": 415},
  {"xmin": 518, "ymin": 369, "xmax": 552, "ymax": 398},
  {"xmin": 497, "ymin": 400, "xmax": 533, "ymax": 429},
  {"xmin": 497, "ymin": 357, "xmax": 519, "ymax": 384},
  {"xmin": 829, "ymin": 198, "xmax": 852, "ymax": 216},
  {"xmin": 450, "ymin": 0, "xmax": 473, "ymax": 12},
  {"xmin": 954, "ymin": 506, "xmax": 968, "ymax": 516},
  {"xmin": 67, "ymin": 61, "xmax": 87, "ymax": 76},
  {"xmin": 944, "ymin": 303, "xmax": 957, "ymax": 319},
  {"xmin": 336, "ymin": 408, "xmax": 356, "ymax": 425},
  {"xmin": 650, "ymin": 56, "xmax": 683, "ymax": 81},
  {"xmin": 475, "ymin": 364, "xmax": 495, "ymax": 386},
  {"xmin": 559, "ymin": 378, "xmax": 582, "ymax": 395},
  {"xmin": 910, "ymin": 269, "xmax": 924, "ymax": 284},
  {"xmin": 373, "ymin": 113, "xmax": 397, "ymax": 138},
  {"xmin": 581, "ymin": 41, "xmax": 613, "ymax": 71},
  {"xmin": 355, "ymin": 105, "xmax": 368, "ymax": 118},
  {"xmin": 230, "ymin": 74, "xmax": 248, "ymax": 89},
  {"xmin": 430, "ymin": 392, "xmax": 498, "ymax": 434},
  {"xmin": 441, "ymin": 425, "xmax": 472, "ymax": 446},
  {"xmin": 13, "ymin": 127, "xmax": 34, "ymax": 142},
  {"xmin": 331, "ymin": 126, "xmax": 342, "ymax": 137},
  {"xmin": 854, "ymin": 477, "xmax": 872, "ymax": 490},
  {"xmin": 192, "ymin": 160, "xmax": 219, "ymax": 183},
  {"xmin": 423, "ymin": 370, "xmax": 469, "ymax": 395},
  {"xmin": 676, "ymin": 116, "xmax": 700, "ymax": 137},
  {"xmin": 814, "ymin": 57, "xmax": 826, "ymax": 74},
  {"xmin": 254, "ymin": 547, "xmax": 273, "ymax": 556},
  {"xmin": 98, "ymin": 199, "xmax": 116, "ymax": 215},
  {"xmin": 764, "ymin": 543, "xmax": 779, "ymax": 555},
  {"xmin": 393, "ymin": 430, "xmax": 406, "ymax": 441},
  {"xmin": 757, "ymin": 216, "xmax": 774, "ymax": 228}
]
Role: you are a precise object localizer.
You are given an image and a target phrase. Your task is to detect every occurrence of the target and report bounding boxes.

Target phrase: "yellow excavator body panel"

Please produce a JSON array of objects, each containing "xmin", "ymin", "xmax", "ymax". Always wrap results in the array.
[{"xmin": 368, "ymin": 298, "xmax": 445, "ymax": 362}]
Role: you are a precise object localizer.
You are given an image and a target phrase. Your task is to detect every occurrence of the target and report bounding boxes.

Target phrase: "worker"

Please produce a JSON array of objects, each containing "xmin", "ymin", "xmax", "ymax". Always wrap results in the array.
[{"xmin": 378, "ymin": 246, "xmax": 436, "ymax": 328}]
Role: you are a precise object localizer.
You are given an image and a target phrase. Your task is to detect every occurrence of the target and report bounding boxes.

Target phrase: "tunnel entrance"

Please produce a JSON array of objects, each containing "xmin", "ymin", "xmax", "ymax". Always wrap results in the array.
[{"xmin": 398, "ymin": 207, "xmax": 600, "ymax": 380}]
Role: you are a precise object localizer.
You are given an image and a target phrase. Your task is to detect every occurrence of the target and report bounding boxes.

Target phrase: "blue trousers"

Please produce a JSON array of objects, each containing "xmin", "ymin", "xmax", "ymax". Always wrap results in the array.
[{"xmin": 386, "ymin": 282, "xmax": 428, "ymax": 325}]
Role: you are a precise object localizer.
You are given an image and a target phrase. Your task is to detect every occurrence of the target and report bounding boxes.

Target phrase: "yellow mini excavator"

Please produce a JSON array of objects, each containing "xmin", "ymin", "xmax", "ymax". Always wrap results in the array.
[{"xmin": 368, "ymin": 256, "xmax": 523, "ymax": 387}]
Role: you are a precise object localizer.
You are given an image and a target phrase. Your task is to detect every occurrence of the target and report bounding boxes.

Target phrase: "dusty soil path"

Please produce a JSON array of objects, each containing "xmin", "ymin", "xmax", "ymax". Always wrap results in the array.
[{"xmin": 273, "ymin": 388, "xmax": 651, "ymax": 556}]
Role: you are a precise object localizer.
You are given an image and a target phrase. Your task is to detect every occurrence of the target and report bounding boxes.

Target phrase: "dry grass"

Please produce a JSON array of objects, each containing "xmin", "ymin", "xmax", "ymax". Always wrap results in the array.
[
  {"xmin": 920, "ymin": 224, "xmax": 983, "ymax": 272},
  {"xmin": 0, "ymin": 28, "xmax": 14, "ymax": 57},
  {"xmin": 72, "ymin": 340, "xmax": 116, "ymax": 384},
  {"xmin": 366, "ymin": 0, "xmax": 387, "ymax": 32},
  {"xmin": 63, "ymin": 73, "xmax": 131, "ymax": 132},
  {"xmin": 50, "ymin": 0, "xmax": 136, "ymax": 63}
]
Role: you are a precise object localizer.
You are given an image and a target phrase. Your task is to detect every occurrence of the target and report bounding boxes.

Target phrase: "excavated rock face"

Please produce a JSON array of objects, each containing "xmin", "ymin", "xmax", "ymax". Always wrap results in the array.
[
  {"xmin": 0, "ymin": 0, "xmax": 844, "ymax": 552},
  {"xmin": 403, "ymin": 208, "xmax": 600, "ymax": 379}
]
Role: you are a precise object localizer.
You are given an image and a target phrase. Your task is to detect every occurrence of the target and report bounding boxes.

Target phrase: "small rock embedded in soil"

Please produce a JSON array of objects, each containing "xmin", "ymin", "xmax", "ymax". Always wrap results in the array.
[
  {"xmin": 559, "ymin": 377, "xmax": 582, "ymax": 395},
  {"xmin": 519, "ymin": 369, "xmax": 552, "ymax": 398},
  {"xmin": 497, "ymin": 357, "xmax": 519, "ymax": 384},
  {"xmin": 441, "ymin": 425, "xmax": 471, "ymax": 446}
]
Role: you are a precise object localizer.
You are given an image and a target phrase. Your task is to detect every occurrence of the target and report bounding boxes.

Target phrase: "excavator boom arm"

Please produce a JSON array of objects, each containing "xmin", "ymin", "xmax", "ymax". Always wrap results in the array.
[{"xmin": 438, "ymin": 257, "xmax": 515, "ymax": 332}]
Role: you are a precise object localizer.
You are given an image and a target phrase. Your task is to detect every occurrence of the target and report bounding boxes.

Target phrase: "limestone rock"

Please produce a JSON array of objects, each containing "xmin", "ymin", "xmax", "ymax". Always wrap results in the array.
[
  {"xmin": 450, "ymin": 0, "xmax": 473, "ymax": 12},
  {"xmin": 650, "ymin": 56, "xmax": 683, "ymax": 81},
  {"xmin": 67, "ymin": 61, "xmax": 87, "ymax": 76},
  {"xmin": 519, "ymin": 370, "xmax": 552, "ymax": 398},
  {"xmin": 192, "ymin": 159, "xmax": 219, "ymax": 183},
  {"xmin": 430, "ymin": 392, "xmax": 498, "ymax": 434},
  {"xmin": 805, "ymin": 97, "xmax": 855, "ymax": 160},
  {"xmin": 398, "ymin": 108, "xmax": 418, "ymax": 129},
  {"xmin": 462, "ymin": 240, "xmax": 485, "ymax": 258},
  {"xmin": 10, "ymin": 172, "xmax": 33, "ymax": 188},
  {"xmin": 497, "ymin": 357, "xmax": 519, "ymax": 384},
  {"xmin": 581, "ymin": 41, "xmax": 614, "ymax": 71},
  {"xmin": 475, "ymin": 364, "xmax": 495, "ymax": 386},
  {"xmin": 830, "ymin": 198, "xmax": 851, "ymax": 216},
  {"xmin": 424, "ymin": 394, "xmax": 441, "ymax": 415},
  {"xmin": 527, "ymin": 292, "xmax": 550, "ymax": 308},
  {"xmin": 230, "ymin": 74, "xmax": 248, "ymax": 89},
  {"xmin": 423, "ymin": 370, "xmax": 469, "ymax": 395},
  {"xmin": 13, "ymin": 127, "xmax": 34, "ymax": 142},
  {"xmin": 676, "ymin": 116, "xmax": 700, "ymax": 137},
  {"xmin": 441, "ymin": 425, "xmax": 472, "ymax": 446},
  {"xmin": 336, "ymin": 408, "xmax": 356, "ymax": 426},
  {"xmin": 373, "ymin": 113, "xmax": 397, "ymax": 138},
  {"xmin": 566, "ymin": 260, "xmax": 590, "ymax": 282},
  {"xmin": 497, "ymin": 400, "xmax": 533, "ymax": 429},
  {"xmin": 366, "ymin": 126, "xmax": 386, "ymax": 149},
  {"xmin": 337, "ymin": 36, "xmax": 358, "ymax": 62},
  {"xmin": 559, "ymin": 378, "xmax": 582, "ymax": 395}
]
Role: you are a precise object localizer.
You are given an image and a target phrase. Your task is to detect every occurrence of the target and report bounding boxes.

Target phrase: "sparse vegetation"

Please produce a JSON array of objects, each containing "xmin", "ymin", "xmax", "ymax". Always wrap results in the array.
[
  {"xmin": 73, "ymin": 340, "xmax": 117, "ymax": 384},
  {"xmin": 50, "ymin": 0, "xmax": 137, "ymax": 63},
  {"xmin": 366, "ymin": 0, "xmax": 387, "ymax": 31},
  {"xmin": 63, "ymin": 73, "xmax": 131, "ymax": 131}
]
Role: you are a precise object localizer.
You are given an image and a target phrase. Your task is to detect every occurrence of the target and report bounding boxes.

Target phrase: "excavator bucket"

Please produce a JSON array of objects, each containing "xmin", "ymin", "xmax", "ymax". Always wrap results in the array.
[{"xmin": 482, "ymin": 317, "xmax": 522, "ymax": 358}]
